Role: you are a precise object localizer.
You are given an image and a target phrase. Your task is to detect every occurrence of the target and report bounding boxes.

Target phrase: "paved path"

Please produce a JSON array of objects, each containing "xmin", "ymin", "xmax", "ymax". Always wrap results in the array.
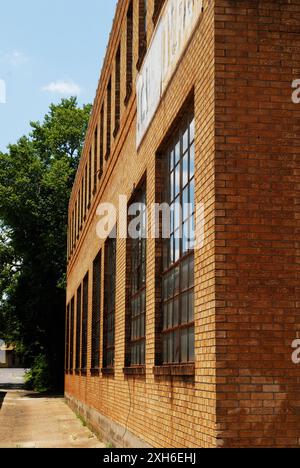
[{"xmin": 0, "ymin": 369, "xmax": 104, "ymax": 448}]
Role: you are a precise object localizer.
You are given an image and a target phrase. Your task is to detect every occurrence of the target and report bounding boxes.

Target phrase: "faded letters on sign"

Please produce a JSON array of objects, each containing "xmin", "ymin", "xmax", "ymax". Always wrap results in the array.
[{"xmin": 137, "ymin": 0, "xmax": 203, "ymax": 147}]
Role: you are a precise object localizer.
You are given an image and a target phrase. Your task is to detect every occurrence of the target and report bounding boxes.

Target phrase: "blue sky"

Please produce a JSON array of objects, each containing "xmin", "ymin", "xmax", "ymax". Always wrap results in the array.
[{"xmin": 0, "ymin": 0, "xmax": 118, "ymax": 152}]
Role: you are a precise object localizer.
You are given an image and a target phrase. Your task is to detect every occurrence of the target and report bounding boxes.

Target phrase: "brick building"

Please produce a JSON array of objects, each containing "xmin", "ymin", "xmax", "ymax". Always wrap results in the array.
[{"xmin": 65, "ymin": 0, "xmax": 300, "ymax": 448}]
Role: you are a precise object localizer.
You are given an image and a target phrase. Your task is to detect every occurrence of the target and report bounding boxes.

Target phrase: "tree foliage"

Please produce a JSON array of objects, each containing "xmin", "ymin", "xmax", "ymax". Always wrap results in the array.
[{"xmin": 0, "ymin": 97, "xmax": 91, "ymax": 390}]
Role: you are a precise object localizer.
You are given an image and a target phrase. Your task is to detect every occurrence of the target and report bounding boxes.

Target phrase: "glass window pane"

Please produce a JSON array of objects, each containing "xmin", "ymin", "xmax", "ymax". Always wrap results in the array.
[
  {"xmin": 183, "ymin": 129, "xmax": 189, "ymax": 154},
  {"xmin": 168, "ymin": 301, "xmax": 173, "ymax": 329},
  {"xmin": 181, "ymin": 259, "xmax": 189, "ymax": 291},
  {"xmin": 163, "ymin": 335, "xmax": 168, "ymax": 363},
  {"xmin": 173, "ymin": 298, "xmax": 179, "ymax": 327},
  {"xmin": 174, "ymin": 201, "xmax": 181, "ymax": 231},
  {"xmin": 188, "ymin": 291, "xmax": 194, "ymax": 323},
  {"xmin": 174, "ymin": 266, "xmax": 180, "ymax": 295},
  {"xmin": 174, "ymin": 236, "xmax": 180, "ymax": 263},
  {"xmin": 175, "ymin": 141, "xmax": 180, "ymax": 166},
  {"xmin": 189, "ymin": 144, "xmax": 195, "ymax": 180},
  {"xmin": 170, "ymin": 150, "xmax": 174, "ymax": 171},
  {"xmin": 182, "ymin": 187, "xmax": 189, "ymax": 222},
  {"xmin": 188, "ymin": 327, "xmax": 195, "ymax": 362},
  {"xmin": 182, "ymin": 222, "xmax": 189, "ymax": 256},
  {"xmin": 181, "ymin": 329, "xmax": 188, "ymax": 363},
  {"xmin": 163, "ymin": 304, "xmax": 168, "ymax": 330},
  {"xmin": 190, "ymin": 119, "xmax": 195, "ymax": 142},
  {"xmin": 189, "ymin": 255, "xmax": 194, "ymax": 288},
  {"xmin": 168, "ymin": 333, "xmax": 174, "ymax": 364},
  {"xmin": 181, "ymin": 292, "xmax": 188, "ymax": 324},
  {"xmin": 189, "ymin": 179, "xmax": 195, "ymax": 210},
  {"xmin": 182, "ymin": 153, "xmax": 188, "ymax": 188},
  {"xmin": 175, "ymin": 166, "xmax": 180, "ymax": 198},
  {"xmin": 170, "ymin": 171, "xmax": 174, "ymax": 201},
  {"xmin": 174, "ymin": 330, "xmax": 180, "ymax": 363}
]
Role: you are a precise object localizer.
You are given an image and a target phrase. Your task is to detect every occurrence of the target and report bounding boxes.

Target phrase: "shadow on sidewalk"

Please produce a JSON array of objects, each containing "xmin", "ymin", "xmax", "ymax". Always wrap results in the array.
[{"xmin": 0, "ymin": 392, "xmax": 6, "ymax": 410}]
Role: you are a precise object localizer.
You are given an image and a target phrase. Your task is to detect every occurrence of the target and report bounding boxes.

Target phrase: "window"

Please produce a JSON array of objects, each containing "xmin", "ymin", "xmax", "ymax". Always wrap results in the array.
[
  {"xmin": 88, "ymin": 149, "xmax": 92, "ymax": 208},
  {"xmin": 99, "ymin": 106, "xmax": 104, "ymax": 179},
  {"xmin": 81, "ymin": 179, "xmax": 84, "ymax": 228},
  {"xmin": 106, "ymin": 79, "xmax": 112, "ymax": 159},
  {"xmin": 137, "ymin": 0, "xmax": 147, "ymax": 69},
  {"xmin": 91, "ymin": 251, "xmax": 102, "ymax": 371},
  {"xmin": 125, "ymin": 1, "xmax": 133, "ymax": 103},
  {"xmin": 93, "ymin": 126, "xmax": 98, "ymax": 194},
  {"xmin": 125, "ymin": 184, "xmax": 147, "ymax": 368},
  {"xmin": 65, "ymin": 303, "xmax": 70, "ymax": 372},
  {"xmin": 103, "ymin": 233, "xmax": 116, "ymax": 371},
  {"xmin": 84, "ymin": 164, "xmax": 87, "ymax": 219},
  {"xmin": 81, "ymin": 273, "xmax": 89, "ymax": 372},
  {"xmin": 161, "ymin": 115, "xmax": 195, "ymax": 365},
  {"xmin": 70, "ymin": 297, "xmax": 75, "ymax": 371},
  {"xmin": 114, "ymin": 45, "xmax": 121, "ymax": 136},
  {"xmin": 75, "ymin": 285, "xmax": 82, "ymax": 372},
  {"xmin": 75, "ymin": 199, "xmax": 78, "ymax": 240}
]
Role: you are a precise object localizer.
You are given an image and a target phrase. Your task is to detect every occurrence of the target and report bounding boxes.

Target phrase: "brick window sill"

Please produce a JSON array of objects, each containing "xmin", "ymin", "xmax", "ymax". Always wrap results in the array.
[
  {"xmin": 123, "ymin": 366, "xmax": 146, "ymax": 377},
  {"xmin": 101, "ymin": 368, "xmax": 114, "ymax": 377},
  {"xmin": 153, "ymin": 364, "xmax": 195, "ymax": 377}
]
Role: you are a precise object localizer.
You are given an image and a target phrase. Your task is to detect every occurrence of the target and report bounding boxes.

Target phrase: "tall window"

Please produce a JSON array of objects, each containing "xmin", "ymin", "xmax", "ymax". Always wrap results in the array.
[
  {"xmin": 137, "ymin": 0, "xmax": 147, "ymax": 69},
  {"xmin": 99, "ymin": 106, "xmax": 104, "ymax": 179},
  {"xmin": 88, "ymin": 149, "xmax": 92, "ymax": 208},
  {"xmin": 162, "ymin": 115, "xmax": 195, "ymax": 365},
  {"xmin": 81, "ymin": 179, "xmax": 84, "ymax": 228},
  {"xmin": 114, "ymin": 45, "xmax": 121, "ymax": 136},
  {"xmin": 93, "ymin": 126, "xmax": 98, "ymax": 194},
  {"xmin": 84, "ymin": 164, "xmax": 87, "ymax": 219},
  {"xmin": 91, "ymin": 251, "xmax": 102, "ymax": 371},
  {"xmin": 126, "ymin": 185, "xmax": 147, "ymax": 367},
  {"xmin": 65, "ymin": 303, "xmax": 70, "ymax": 372},
  {"xmin": 75, "ymin": 285, "xmax": 82, "ymax": 372},
  {"xmin": 81, "ymin": 273, "xmax": 89, "ymax": 372},
  {"xmin": 125, "ymin": 1, "xmax": 133, "ymax": 103},
  {"xmin": 70, "ymin": 297, "xmax": 75, "ymax": 371},
  {"xmin": 103, "ymin": 233, "xmax": 116, "ymax": 370},
  {"xmin": 106, "ymin": 79, "xmax": 112, "ymax": 159}
]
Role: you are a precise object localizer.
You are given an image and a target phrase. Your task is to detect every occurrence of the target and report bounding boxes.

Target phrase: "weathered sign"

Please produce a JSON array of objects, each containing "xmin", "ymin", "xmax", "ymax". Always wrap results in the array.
[{"xmin": 137, "ymin": 0, "xmax": 203, "ymax": 147}]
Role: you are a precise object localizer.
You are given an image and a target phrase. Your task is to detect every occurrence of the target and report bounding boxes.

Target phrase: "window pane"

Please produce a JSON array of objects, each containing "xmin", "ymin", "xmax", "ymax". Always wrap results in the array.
[
  {"xmin": 189, "ymin": 256, "xmax": 194, "ymax": 288},
  {"xmin": 182, "ymin": 153, "xmax": 188, "ymax": 188},
  {"xmin": 181, "ymin": 292, "xmax": 188, "ymax": 324},
  {"xmin": 174, "ymin": 330, "xmax": 180, "ymax": 363},
  {"xmin": 181, "ymin": 258, "xmax": 189, "ymax": 291},
  {"xmin": 173, "ymin": 298, "xmax": 179, "ymax": 327},
  {"xmin": 189, "ymin": 144, "xmax": 195, "ymax": 180},
  {"xmin": 163, "ymin": 335, "xmax": 168, "ymax": 363},
  {"xmin": 190, "ymin": 119, "xmax": 195, "ymax": 142},
  {"xmin": 168, "ymin": 333, "xmax": 174, "ymax": 363},
  {"xmin": 175, "ymin": 141, "xmax": 180, "ymax": 166},
  {"xmin": 183, "ymin": 129, "xmax": 189, "ymax": 154},
  {"xmin": 181, "ymin": 329, "xmax": 188, "ymax": 363},
  {"xmin": 175, "ymin": 165, "xmax": 180, "ymax": 197},
  {"xmin": 188, "ymin": 327, "xmax": 195, "ymax": 362},
  {"xmin": 188, "ymin": 291, "xmax": 194, "ymax": 323}
]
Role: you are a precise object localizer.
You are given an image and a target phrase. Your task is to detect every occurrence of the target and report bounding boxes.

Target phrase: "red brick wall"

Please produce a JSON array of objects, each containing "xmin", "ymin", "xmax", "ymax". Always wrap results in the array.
[{"xmin": 215, "ymin": 0, "xmax": 300, "ymax": 448}]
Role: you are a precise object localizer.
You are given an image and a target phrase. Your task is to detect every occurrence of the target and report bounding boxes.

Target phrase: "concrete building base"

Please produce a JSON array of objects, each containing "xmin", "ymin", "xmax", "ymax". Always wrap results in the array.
[{"xmin": 65, "ymin": 393, "xmax": 152, "ymax": 449}]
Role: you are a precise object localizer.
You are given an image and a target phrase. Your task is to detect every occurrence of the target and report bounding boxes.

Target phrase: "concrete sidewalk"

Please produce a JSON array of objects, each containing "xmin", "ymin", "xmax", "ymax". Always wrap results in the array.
[{"xmin": 0, "ymin": 385, "xmax": 105, "ymax": 448}]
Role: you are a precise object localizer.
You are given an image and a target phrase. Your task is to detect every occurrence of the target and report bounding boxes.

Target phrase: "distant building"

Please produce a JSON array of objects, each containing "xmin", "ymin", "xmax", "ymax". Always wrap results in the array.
[
  {"xmin": 0, "ymin": 341, "xmax": 21, "ymax": 368},
  {"xmin": 65, "ymin": 0, "xmax": 300, "ymax": 448}
]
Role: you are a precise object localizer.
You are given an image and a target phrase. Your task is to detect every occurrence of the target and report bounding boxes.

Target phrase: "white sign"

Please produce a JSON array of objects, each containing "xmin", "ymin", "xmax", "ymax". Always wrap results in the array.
[{"xmin": 137, "ymin": 0, "xmax": 203, "ymax": 147}]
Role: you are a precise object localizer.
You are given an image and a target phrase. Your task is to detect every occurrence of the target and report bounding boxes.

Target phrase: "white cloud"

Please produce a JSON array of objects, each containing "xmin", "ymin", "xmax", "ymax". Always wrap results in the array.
[
  {"xmin": 42, "ymin": 80, "xmax": 82, "ymax": 96},
  {"xmin": 0, "ymin": 50, "xmax": 29, "ymax": 67}
]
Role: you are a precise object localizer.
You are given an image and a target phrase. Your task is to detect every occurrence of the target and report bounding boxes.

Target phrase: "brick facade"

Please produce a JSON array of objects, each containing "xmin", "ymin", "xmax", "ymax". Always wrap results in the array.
[{"xmin": 66, "ymin": 0, "xmax": 300, "ymax": 448}]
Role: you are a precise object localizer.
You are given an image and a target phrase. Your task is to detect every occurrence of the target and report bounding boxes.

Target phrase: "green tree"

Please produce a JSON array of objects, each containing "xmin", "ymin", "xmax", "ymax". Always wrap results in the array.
[{"xmin": 0, "ymin": 97, "xmax": 91, "ymax": 391}]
